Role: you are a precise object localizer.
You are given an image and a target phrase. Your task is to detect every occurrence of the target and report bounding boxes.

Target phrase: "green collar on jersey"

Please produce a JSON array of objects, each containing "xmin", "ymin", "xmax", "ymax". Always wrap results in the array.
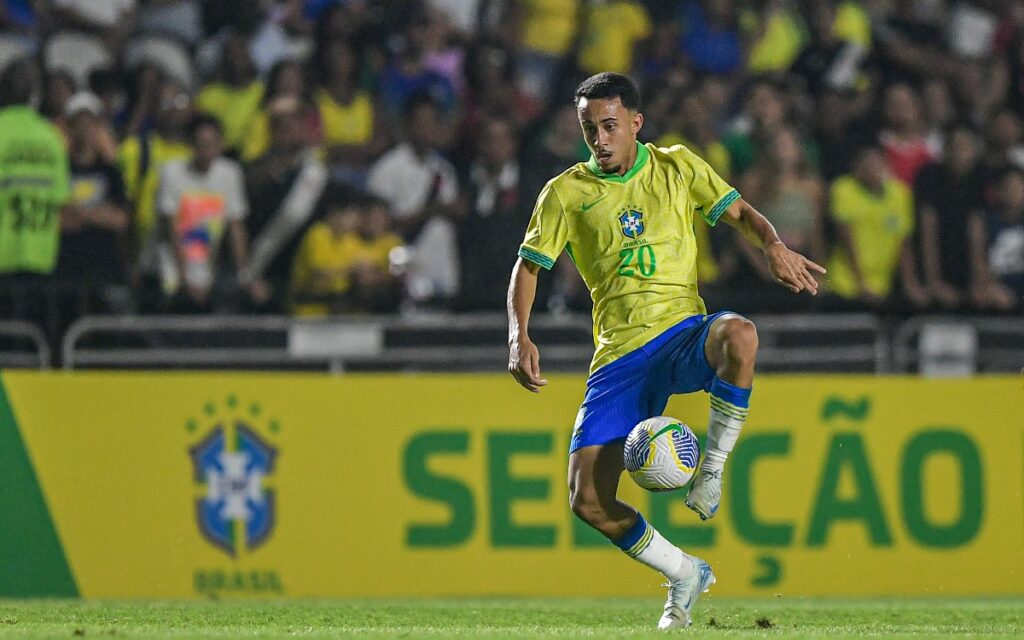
[{"xmin": 585, "ymin": 141, "xmax": 649, "ymax": 183}]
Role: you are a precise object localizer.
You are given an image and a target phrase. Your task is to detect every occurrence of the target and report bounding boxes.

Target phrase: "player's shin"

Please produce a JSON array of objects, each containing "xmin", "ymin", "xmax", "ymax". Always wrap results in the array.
[
  {"xmin": 614, "ymin": 513, "xmax": 694, "ymax": 580},
  {"xmin": 702, "ymin": 377, "xmax": 752, "ymax": 472}
]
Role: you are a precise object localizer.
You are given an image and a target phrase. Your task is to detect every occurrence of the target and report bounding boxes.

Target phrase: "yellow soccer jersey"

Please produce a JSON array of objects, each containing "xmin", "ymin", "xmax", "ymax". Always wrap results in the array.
[{"xmin": 519, "ymin": 142, "xmax": 739, "ymax": 373}]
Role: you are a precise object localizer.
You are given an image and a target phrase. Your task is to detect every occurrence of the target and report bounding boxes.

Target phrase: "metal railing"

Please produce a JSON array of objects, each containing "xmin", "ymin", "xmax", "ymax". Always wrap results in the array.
[
  {"xmin": 59, "ymin": 313, "xmax": 887, "ymax": 373},
  {"xmin": 893, "ymin": 316, "xmax": 1024, "ymax": 374},
  {"xmin": 0, "ymin": 320, "xmax": 51, "ymax": 369}
]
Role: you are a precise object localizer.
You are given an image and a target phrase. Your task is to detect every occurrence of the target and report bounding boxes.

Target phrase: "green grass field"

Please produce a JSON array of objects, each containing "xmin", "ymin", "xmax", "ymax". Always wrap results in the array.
[{"xmin": 0, "ymin": 598, "xmax": 1021, "ymax": 639}]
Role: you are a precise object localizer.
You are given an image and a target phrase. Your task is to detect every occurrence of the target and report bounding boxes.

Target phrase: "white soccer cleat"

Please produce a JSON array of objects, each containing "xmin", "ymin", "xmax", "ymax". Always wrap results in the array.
[
  {"xmin": 685, "ymin": 468, "xmax": 722, "ymax": 521},
  {"xmin": 657, "ymin": 559, "xmax": 716, "ymax": 629}
]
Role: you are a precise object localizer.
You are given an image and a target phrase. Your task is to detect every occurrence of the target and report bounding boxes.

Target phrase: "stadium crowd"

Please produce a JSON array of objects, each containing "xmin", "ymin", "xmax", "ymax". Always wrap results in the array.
[{"xmin": 0, "ymin": 0, "xmax": 1022, "ymax": 346}]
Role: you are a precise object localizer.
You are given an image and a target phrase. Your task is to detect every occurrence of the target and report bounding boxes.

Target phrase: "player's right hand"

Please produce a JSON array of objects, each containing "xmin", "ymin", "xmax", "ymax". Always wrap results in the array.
[{"xmin": 508, "ymin": 338, "xmax": 548, "ymax": 393}]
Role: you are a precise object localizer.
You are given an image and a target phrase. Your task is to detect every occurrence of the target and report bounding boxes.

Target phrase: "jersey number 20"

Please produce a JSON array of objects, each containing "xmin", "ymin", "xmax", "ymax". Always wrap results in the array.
[{"xmin": 617, "ymin": 246, "xmax": 656, "ymax": 277}]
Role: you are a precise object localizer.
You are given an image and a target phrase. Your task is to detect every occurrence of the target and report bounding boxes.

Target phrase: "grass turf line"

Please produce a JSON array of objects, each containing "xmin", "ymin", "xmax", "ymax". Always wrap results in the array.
[{"xmin": 0, "ymin": 598, "xmax": 1021, "ymax": 639}]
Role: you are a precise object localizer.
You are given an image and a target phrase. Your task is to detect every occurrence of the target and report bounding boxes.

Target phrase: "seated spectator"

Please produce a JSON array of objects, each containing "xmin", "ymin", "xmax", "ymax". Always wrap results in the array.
[
  {"xmin": 915, "ymin": 126, "xmax": 985, "ymax": 310},
  {"xmin": 56, "ymin": 92, "xmax": 131, "ymax": 311},
  {"xmin": 747, "ymin": 0, "xmax": 805, "ymax": 74},
  {"xmin": 679, "ymin": 0, "xmax": 742, "ymax": 76},
  {"xmin": 291, "ymin": 197, "xmax": 403, "ymax": 315},
  {"xmin": 458, "ymin": 116, "xmax": 528, "ymax": 310},
  {"xmin": 878, "ymin": 83, "xmax": 939, "ymax": 187},
  {"xmin": 736, "ymin": 126, "xmax": 825, "ymax": 306},
  {"xmin": 195, "ymin": 31, "xmax": 264, "ymax": 157},
  {"xmin": 513, "ymin": 0, "xmax": 581, "ymax": 102},
  {"xmin": 313, "ymin": 39, "xmax": 385, "ymax": 181},
  {"xmin": 156, "ymin": 114, "xmax": 250, "ymax": 312},
  {"xmin": 242, "ymin": 96, "xmax": 329, "ymax": 312},
  {"xmin": 790, "ymin": 0, "xmax": 867, "ymax": 95},
  {"xmin": 119, "ymin": 76, "xmax": 192, "ymax": 306},
  {"xmin": 367, "ymin": 94, "xmax": 462, "ymax": 306},
  {"xmin": 967, "ymin": 167, "xmax": 1024, "ymax": 311},
  {"xmin": 242, "ymin": 58, "xmax": 323, "ymax": 162},
  {"xmin": 576, "ymin": 0, "xmax": 651, "ymax": 76},
  {"xmin": 826, "ymin": 145, "xmax": 929, "ymax": 309},
  {"xmin": 377, "ymin": 21, "xmax": 458, "ymax": 122}
]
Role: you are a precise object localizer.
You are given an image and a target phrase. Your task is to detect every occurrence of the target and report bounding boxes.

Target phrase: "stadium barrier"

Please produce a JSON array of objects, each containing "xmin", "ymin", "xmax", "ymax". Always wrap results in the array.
[{"xmin": 1, "ymin": 371, "xmax": 1020, "ymax": 599}]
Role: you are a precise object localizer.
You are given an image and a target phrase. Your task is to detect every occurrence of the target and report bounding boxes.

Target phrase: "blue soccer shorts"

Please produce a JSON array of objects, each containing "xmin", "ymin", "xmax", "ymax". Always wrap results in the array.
[{"xmin": 569, "ymin": 311, "xmax": 737, "ymax": 454}]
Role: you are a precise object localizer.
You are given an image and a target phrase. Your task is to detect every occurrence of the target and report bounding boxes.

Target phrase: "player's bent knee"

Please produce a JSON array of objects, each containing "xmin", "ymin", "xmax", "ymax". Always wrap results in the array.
[{"xmin": 721, "ymin": 317, "xmax": 758, "ymax": 363}]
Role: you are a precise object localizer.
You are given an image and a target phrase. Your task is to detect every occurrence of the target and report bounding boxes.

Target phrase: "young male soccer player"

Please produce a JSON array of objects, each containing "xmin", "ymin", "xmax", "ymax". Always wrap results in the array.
[{"xmin": 507, "ymin": 73, "xmax": 824, "ymax": 629}]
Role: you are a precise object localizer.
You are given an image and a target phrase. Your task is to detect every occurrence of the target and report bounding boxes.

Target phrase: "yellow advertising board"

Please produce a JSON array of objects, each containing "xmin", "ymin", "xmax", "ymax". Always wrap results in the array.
[{"xmin": 2, "ymin": 372, "xmax": 1021, "ymax": 598}]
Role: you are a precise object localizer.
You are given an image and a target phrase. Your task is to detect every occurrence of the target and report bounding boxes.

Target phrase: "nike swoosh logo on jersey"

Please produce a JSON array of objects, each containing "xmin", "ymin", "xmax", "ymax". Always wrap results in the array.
[{"xmin": 580, "ymin": 196, "xmax": 606, "ymax": 212}]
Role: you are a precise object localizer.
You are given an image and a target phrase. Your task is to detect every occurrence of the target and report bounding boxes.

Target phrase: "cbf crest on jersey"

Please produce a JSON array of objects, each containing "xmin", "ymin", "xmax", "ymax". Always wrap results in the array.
[
  {"xmin": 188, "ymin": 396, "xmax": 279, "ymax": 557},
  {"xmin": 619, "ymin": 210, "xmax": 645, "ymax": 239}
]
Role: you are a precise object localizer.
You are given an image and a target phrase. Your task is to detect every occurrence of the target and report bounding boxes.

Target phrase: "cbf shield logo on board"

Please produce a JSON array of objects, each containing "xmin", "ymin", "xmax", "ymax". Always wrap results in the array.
[
  {"xmin": 188, "ymin": 396, "xmax": 279, "ymax": 557},
  {"xmin": 619, "ymin": 210, "xmax": 645, "ymax": 239}
]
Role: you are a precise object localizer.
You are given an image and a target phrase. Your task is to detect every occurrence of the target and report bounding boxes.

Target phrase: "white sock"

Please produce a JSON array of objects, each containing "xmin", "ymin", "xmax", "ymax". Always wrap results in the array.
[
  {"xmin": 619, "ymin": 514, "xmax": 695, "ymax": 580},
  {"xmin": 702, "ymin": 408, "xmax": 745, "ymax": 472}
]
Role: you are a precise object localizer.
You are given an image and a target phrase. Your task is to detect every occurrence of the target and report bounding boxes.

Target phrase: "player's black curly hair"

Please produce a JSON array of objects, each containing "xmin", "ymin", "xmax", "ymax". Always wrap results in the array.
[{"xmin": 573, "ymin": 72, "xmax": 641, "ymax": 112}]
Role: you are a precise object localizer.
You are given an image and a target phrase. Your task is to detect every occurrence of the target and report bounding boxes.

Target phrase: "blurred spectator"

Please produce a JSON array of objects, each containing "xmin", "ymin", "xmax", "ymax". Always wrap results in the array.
[
  {"xmin": 576, "ymin": 0, "xmax": 651, "ymax": 76},
  {"xmin": 242, "ymin": 96, "xmax": 329, "ymax": 312},
  {"xmin": 0, "ymin": 59, "xmax": 70, "ymax": 338},
  {"xmin": 291, "ymin": 196, "xmax": 403, "ymax": 315},
  {"xmin": 119, "ymin": 76, "xmax": 192, "ymax": 294},
  {"xmin": 56, "ymin": 92, "xmax": 131, "ymax": 306},
  {"xmin": 513, "ymin": 0, "xmax": 581, "ymax": 102},
  {"xmin": 790, "ymin": 0, "xmax": 866, "ymax": 94},
  {"xmin": 980, "ymin": 108, "xmax": 1024, "ymax": 177},
  {"xmin": 314, "ymin": 39, "xmax": 385, "ymax": 180},
  {"xmin": 679, "ymin": 0, "xmax": 742, "ymax": 76},
  {"xmin": 878, "ymin": 83, "xmax": 939, "ymax": 187},
  {"xmin": 243, "ymin": 58, "xmax": 322, "ymax": 162},
  {"xmin": 724, "ymin": 80, "xmax": 805, "ymax": 177},
  {"xmin": 462, "ymin": 40, "xmax": 541, "ymax": 136},
  {"xmin": 457, "ymin": 116, "xmax": 527, "ymax": 310},
  {"xmin": 377, "ymin": 16, "xmax": 458, "ymax": 120},
  {"xmin": 914, "ymin": 125, "xmax": 985, "ymax": 310},
  {"xmin": 156, "ymin": 114, "xmax": 249, "ymax": 312},
  {"xmin": 814, "ymin": 88, "xmax": 868, "ymax": 181},
  {"xmin": 367, "ymin": 94, "xmax": 461, "ymax": 305},
  {"xmin": 738, "ymin": 126, "xmax": 825, "ymax": 298},
  {"xmin": 195, "ymin": 31, "xmax": 264, "ymax": 156},
  {"xmin": 873, "ymin": 0, "xmax": 959, "ymax": 81},
  {"xmin": 747, "ymin": 0, "xmax": 806, "ymax": 75},
  {"xmin": 40, "ymin": 69, "xmax": 75, "ymax": 124},
  {"xmin": 968, "ymin": 166, "xmax": 1024, "ymax": 310},
  {"xmin": 826, "ymin": 145, "xmax": 928, "ymax": 309}
]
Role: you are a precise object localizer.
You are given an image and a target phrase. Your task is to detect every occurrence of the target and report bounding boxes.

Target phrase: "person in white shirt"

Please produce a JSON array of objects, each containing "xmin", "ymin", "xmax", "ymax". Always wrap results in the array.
[
  {"xmin": 367, "ymin": 94, "xmax": 463, "ymax": 305},
  {"xmin": 156, "ymin": 113, "xmax": 250, "ymax": 311}
]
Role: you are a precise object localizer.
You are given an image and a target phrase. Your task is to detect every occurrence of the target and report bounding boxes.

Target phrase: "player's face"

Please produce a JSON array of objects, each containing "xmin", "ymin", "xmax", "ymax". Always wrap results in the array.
[{"xmin": 577, "ymin": 96, "xmax": 643, "ymax": 175}]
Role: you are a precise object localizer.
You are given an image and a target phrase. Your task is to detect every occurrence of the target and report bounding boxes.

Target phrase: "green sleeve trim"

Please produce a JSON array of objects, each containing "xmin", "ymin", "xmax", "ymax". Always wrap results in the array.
[
  {"xmin": 518, "ymin": 246, "xmax": 556, "ymax": 270},
  {"xmin": 704, "ymin": 189, "xmax": 740, "ymax": 226}
]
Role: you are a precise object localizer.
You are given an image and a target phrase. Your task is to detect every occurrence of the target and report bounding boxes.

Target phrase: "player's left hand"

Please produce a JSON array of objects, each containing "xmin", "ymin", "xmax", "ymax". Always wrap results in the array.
[{"xmin": 764, "ymin": 241, "xmax": 826, "ymax": 295}]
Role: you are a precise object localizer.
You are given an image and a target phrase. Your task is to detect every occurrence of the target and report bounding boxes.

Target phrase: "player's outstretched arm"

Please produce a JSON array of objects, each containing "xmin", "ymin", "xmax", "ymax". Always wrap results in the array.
[
  {"xmin": 507, "ymin": 257, "xmax": 548, "ymax": 393},
  {"xmin": 721, "ymin": 198, "xmax": 826, "ymax": 295}
]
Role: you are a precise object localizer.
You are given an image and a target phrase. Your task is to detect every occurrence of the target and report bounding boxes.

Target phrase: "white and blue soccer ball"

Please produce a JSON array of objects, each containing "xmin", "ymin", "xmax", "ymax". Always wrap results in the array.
[{"xmin": 624, "ymin": 416, "xmax": 701, "ymax": 492}]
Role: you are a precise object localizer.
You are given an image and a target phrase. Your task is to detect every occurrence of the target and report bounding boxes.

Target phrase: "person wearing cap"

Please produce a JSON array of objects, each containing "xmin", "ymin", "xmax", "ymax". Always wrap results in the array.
[{"xmin": 55, "ymin": 91, "xmax": 132, "ymax": 314}]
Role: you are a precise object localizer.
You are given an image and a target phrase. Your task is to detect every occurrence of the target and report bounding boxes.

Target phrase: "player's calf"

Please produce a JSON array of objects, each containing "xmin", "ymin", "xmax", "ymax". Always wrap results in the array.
[{"xmin": 688, "ymin": 316, "xmax": 757, "ymax": 520}]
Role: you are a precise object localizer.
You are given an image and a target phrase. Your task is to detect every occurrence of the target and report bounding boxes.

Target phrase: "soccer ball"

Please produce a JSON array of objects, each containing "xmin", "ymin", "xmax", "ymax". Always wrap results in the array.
[{"xmin": 623, "ymin": 416, "xmax": 701, "ymax": 492}]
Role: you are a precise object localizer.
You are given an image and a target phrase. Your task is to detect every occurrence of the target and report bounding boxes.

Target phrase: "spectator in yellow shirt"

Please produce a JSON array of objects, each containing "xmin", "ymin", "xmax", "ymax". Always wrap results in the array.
[
  {"xmin": 291, "ymin": 197, "xmax": 403, "ymax": 315},
  {"xmin": 196, "ymin": 32, "xmax": 264, "ymax": 156},
  {"xmin": 826, "ymin": 145, "xmax": 929, "ymax": 309},
  {"xmin": 577, "ymin": 0, "xmax": 651, "ymax": 75}
]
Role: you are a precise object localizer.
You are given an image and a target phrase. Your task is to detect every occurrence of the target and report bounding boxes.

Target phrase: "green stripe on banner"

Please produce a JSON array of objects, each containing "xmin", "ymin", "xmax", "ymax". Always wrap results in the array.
[{"xmin": 0, "ymin": 374, "xmax": 78, "ymax": 597}]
